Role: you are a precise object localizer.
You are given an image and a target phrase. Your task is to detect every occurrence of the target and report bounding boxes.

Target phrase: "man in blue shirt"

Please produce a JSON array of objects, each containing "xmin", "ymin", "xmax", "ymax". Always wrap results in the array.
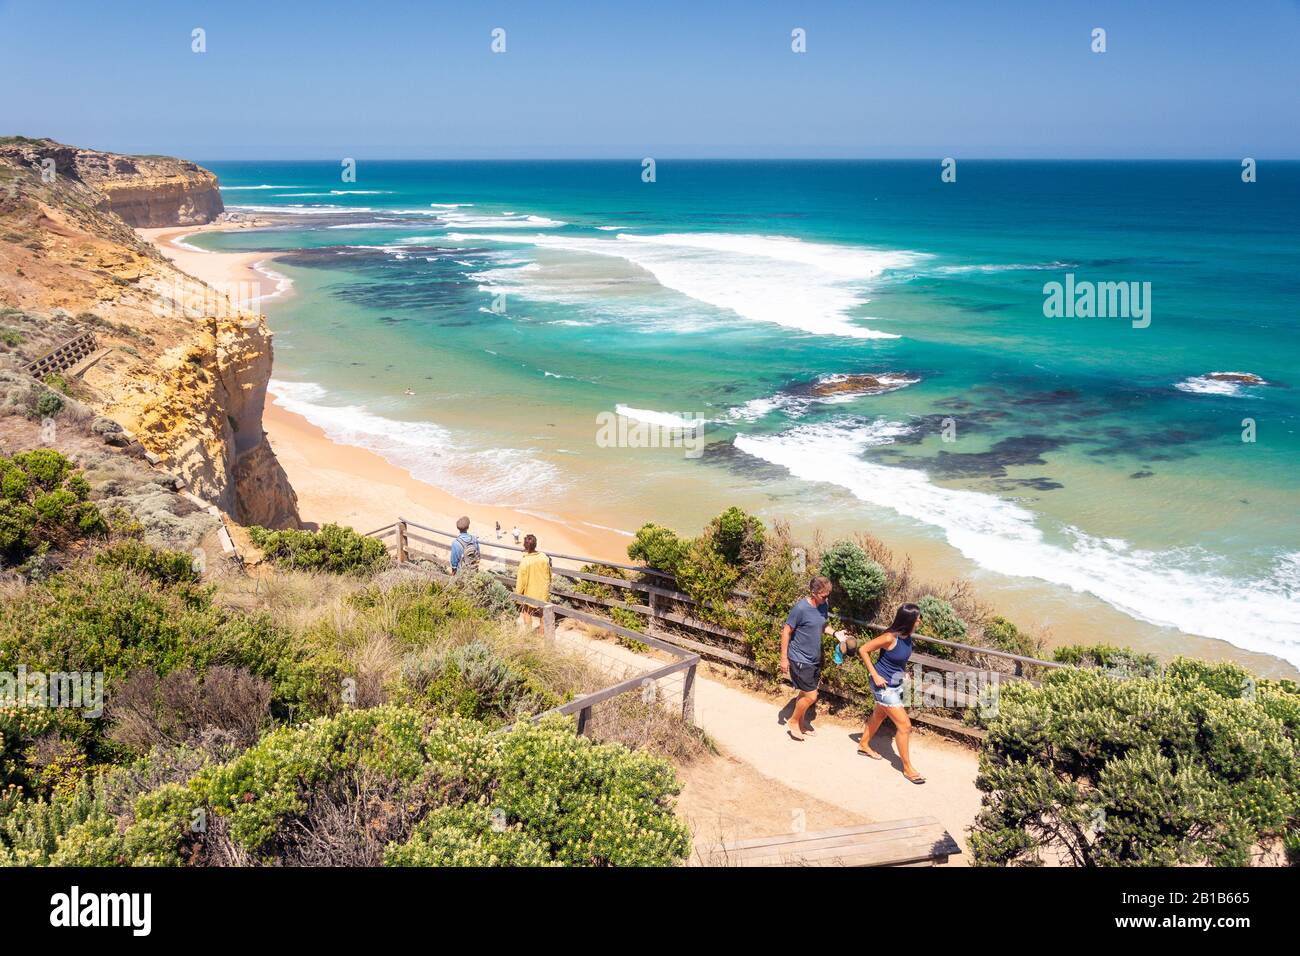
[
  {"xmin": 781, "ymin": 575, "xmax": 832, "ymax": 741},
  {"xmin": 449, "ymin": 516, "xmax": 480, "ymax": 576}
]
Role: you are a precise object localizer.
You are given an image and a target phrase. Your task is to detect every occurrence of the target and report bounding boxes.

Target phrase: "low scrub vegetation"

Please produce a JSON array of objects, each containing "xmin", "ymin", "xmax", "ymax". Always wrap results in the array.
[
  {"xmin": 248, "ymin": 523, "xmax": 389, "ymax": 575},
  {"xmin": 0, "ymin": 504, "xmax": 696, "ymax": 866},
  {"xmin": 0, "ymin": 448, "xmax": 107, "ymax": 569},
  {"xmin": 971, "ymin": 658, "xmax": 1300, "ymax": 866}
]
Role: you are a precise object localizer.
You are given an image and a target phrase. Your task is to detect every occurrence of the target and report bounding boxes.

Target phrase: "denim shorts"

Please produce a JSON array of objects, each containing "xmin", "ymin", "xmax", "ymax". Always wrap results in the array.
[{"xmin": 872, "ymin": 680, "xmax": 906, "ymax": 707}]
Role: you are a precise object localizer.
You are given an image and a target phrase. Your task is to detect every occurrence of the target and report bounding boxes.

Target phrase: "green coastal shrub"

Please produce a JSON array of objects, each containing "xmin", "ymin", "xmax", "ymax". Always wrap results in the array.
[
  {"xmin": 0, "ymin": 449, "xmax": 106, "ymax": 565},
  {"xmin": 0, "ymin": 558, "xmax": 341, "ymax": 792},
  {"xmin": 626, "ymin": 523, "xmax": 688, "ymax": 577},
  {"xmin": 981, "ymin": 616, "xmax": 1038, "ymax": 658},
  {"xmin": 9, "ymin": 708, "xmax": 690, "ymax": 867},
  {"xmin": 917, "ymin": 595, "xmax": 967, "ymax": 643},
  {"xmin": 971, "ymin": 658, "xmax": 1300, "ymax": 866},
  {"xmin": 385, "ymin": 803, "xmax": 554, "ymax": 867},
  {"xmin": 451, "ymin": 569, "xmax": 514, "ymax": 618},
  {"xmin": 740, "ymin": 542, "xmax": 803, "ymax": 675},
  {"xmin": 94, "ymin": 540, "xmax": 199, "ymax": 588},
  {"xmin": 35, "ymin": 391, "xmax": 63, "ymax": 418},
  {"xmin": 818, "ymin": 540, "xmax": 887, "ymax": 618},
  {"xmin": 673, "ymin": 537, "xmax": 741, "ymax": 629},
  {"xmin": 248, "ymin": 522, "xmax": 388, "ymax": 575},
  {"xmin": 705, "ymin": 506, "xmax": 765, "ymax": 569},
  {"xmin": 1052, "ymin": 643, "xmax": 1160, "ymax": 678},
  {"xmin": 396, "ymin": 641, "xmax": 555, "ymax": 722},
  {"xmin": 573, "ymin": 564, "xmax": 648, "ymax": 649}
]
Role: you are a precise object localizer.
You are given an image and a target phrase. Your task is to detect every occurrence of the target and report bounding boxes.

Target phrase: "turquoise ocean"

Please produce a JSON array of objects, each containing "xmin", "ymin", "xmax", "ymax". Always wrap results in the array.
[{"xmin": 192, "ymin": 160, "xmax": 1300, "ymax": 671}]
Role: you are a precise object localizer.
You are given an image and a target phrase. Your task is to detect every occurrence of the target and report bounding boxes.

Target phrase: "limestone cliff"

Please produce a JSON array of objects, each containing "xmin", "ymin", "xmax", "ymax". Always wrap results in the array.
[
  {"xmin": 0, "ymin": 137, "xmax": 223, "ymax": 227},
  {"xmin": 0, "ymin": 136, "xmax": 298, "ymax": 527}
]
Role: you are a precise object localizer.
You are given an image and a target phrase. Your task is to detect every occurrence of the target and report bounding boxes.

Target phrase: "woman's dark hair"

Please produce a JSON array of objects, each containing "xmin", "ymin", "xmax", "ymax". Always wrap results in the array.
[
  {"xmin": 887, "ymin": 603, "xmax": 921, "ymax": 636},
  {"xmin": 523, "ymin": 534, "xmax": 537, "ymax": 553}
]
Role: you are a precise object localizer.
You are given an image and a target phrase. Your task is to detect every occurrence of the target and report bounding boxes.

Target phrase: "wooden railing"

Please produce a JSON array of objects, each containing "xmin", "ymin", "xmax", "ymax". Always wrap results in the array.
[{"xmin": 367, "ymin": 518, "xmax": 1068, "ymax": 741}]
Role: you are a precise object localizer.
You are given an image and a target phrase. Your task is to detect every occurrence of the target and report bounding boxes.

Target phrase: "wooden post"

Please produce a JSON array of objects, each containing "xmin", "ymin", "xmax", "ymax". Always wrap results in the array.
[
  {"xmin": 576, "ymin": 705, "xmax": 592, "ymax": 737},
  {"xmin": 648, "ymin": 589, "xmax": 664, "ymax": 637},
  {"xmin": 542, "ymin": 604, "xmax": 556, "ymax": 648},
  {"xmin": 682, "ymin": 662, "xmax": 697, "ymax": 726},
  {"xmin": 396, "ymin": 519, "xmax": 408, "ymax": 564}
]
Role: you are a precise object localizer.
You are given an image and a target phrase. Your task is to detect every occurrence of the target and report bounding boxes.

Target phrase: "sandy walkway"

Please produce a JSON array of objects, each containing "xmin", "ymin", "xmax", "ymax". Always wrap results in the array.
[{"xmin": 553, "ymin": 623, "xmax": 981, "ymax": 866}]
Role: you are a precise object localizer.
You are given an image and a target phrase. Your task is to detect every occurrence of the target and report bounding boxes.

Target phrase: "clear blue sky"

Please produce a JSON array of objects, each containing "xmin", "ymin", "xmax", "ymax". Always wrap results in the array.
[{"xmin": 2, "ymin": 0, "xmax": 1298, "ymax": 159}]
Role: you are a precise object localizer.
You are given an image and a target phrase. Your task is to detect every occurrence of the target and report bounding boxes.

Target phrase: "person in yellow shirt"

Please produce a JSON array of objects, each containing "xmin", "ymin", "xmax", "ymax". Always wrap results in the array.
[{"xmin": 514, "ymin": 534, "xmax": 552, "ymax": 631}]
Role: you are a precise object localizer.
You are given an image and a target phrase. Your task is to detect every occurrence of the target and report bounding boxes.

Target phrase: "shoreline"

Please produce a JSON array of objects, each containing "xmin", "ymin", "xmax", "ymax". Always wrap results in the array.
[
  {"xmin": 136, "ymin": 219, "xmax": 1300, "ymax": 680},
  {"xmin": 140, "ymin": 219, "xmax": 637, "ymax": 564}
]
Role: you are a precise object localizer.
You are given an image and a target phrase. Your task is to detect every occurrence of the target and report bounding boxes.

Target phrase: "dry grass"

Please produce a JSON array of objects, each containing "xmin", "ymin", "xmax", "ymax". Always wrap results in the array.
[{"xmin": 214, "ymin": 566, "xmax": 367, "ymax": 632}]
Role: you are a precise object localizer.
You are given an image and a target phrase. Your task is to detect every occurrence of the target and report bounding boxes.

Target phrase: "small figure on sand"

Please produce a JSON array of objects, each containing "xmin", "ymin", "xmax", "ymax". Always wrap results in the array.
[
  {"xmin": 514, "ymin": 534, "xmax": 552, "ymax": 631},
  {"xmin": 495, "ymin": 520, "xmax": 502, "ymax": 540},
  {"xmin": 511, "ymin": 524, "xmax": 522, "ymax": 545},
  {"xmin": 853, "ymin": 603, "xmax": 926, "ymax": 784}
]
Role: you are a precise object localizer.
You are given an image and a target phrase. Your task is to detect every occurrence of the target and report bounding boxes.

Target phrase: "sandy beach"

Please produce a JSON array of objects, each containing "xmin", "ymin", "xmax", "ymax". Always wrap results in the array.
[{"xmin": 141, "ymin": 219, "xmax": 635, "ymax": 565}]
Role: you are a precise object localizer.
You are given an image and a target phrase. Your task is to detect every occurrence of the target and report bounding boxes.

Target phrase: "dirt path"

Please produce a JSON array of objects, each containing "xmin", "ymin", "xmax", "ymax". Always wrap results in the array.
[{"xmin": 554, "ymin": 624, "xmax": 983, "ymax": 866}]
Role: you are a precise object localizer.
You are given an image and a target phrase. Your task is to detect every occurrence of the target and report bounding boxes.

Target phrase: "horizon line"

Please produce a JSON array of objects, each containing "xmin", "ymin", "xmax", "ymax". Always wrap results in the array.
[{"xmin": 193, "ymin": 155, "xmax": 1300, "ymax": 163}]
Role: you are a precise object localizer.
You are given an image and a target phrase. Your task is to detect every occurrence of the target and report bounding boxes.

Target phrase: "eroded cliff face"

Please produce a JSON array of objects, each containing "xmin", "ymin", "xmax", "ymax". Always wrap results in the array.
[
  {"xmin": 0, "ymin": 136, "xmax": 298, "ymax": 528},
  {"xmin": 0, "ymin": 138, "xmax": 223, "ymax": 227}
]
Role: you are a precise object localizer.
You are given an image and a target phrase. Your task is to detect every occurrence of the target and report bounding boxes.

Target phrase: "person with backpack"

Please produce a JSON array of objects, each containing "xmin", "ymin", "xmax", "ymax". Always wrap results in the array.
[
  {"xmin": 450, "ymin": 516, "xmax": 480, "ymax": 576},
  {"xmin": 514, "ymin": 533, "xmax": 552, "ymax": 631}
]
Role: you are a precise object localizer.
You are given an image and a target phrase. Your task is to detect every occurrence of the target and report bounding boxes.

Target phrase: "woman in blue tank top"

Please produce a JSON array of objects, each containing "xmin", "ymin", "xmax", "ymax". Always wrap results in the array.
[{"xmin": 855, "ymin": 603, "xmax": 925, "ymax": 784}]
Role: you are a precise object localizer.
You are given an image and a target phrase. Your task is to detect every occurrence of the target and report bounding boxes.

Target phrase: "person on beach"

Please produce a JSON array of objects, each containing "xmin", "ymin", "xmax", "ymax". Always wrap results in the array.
[
  {"xmin": 514, "ymin": 534, "xmax": 552, "ymax": 631},
  {"xmin": 780, "ymin": 576, "xmax": 834, "ymax": 741},
  {"xmin": 855, "ymin": 603, "xmax": 926, "ymax": 784},
  {"xmin": 511, "ymin": 524, "xmax": 522, "ymax": 545},
  {"xmin": 495, "ymin": 520, "xmax": 502, "ymax": 540},
  {"xmin": 450, "ymin": 516, "xmax": 480, "ymax": 576}
]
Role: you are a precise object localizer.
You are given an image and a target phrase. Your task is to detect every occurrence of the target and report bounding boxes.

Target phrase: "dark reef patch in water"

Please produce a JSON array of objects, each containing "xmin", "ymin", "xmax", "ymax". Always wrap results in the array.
[
  {"xmin": 704, "ymin": 440, "xmax": 800, "ymax": 483},
  {"xmin": 923, "ymin": 434, "xmax": 1069, "ymax": 478},
  {"xmin": 988, "ymin": 476, "xmax": 1065, "ymax": 492}
]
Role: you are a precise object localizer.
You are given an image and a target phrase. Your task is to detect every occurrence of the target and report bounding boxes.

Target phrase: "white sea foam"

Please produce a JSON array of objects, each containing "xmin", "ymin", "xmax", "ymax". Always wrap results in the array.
[
  {"xmin": 268, "ymin": 379, "xmax": 559, "ymax": 505},
  {"xmin": 1175, "ymin": 373, "xmax": 1268, "ymax": 397},
  {"xmin": 219, "ymin": 184, "xmax": 302, "ymax": 190},
  {"xmin": 933, "ymin": 261, "xmax": 1078, "ymax": 274},
  {"xmin": 733, "ymin": 421, "xmax": 1300, "ymax": 665},
  {"xmin": 169, "ymin": 234, "xmax": 207, "ymax": 253},
  {"xmin": 439, "ymin": 212, "xmax": 568, "ymax": 229},
  {"xmin": 614, "ymin": 405, "xmax": 701, "ymax": 429},
  {"xmin": 229, "ymin": 204, "xmax": 374, "ymax": 215},
  {"xmin": 442, "ymin": 231, "xmax": 921, "ymax": 339},
  {"xmin": 252, "ymin": 261, "xmax": 293, "ymax": 302},
  {"xmin": 325, "ymin": 221, "xmax": 429, "ymax": 230}
]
